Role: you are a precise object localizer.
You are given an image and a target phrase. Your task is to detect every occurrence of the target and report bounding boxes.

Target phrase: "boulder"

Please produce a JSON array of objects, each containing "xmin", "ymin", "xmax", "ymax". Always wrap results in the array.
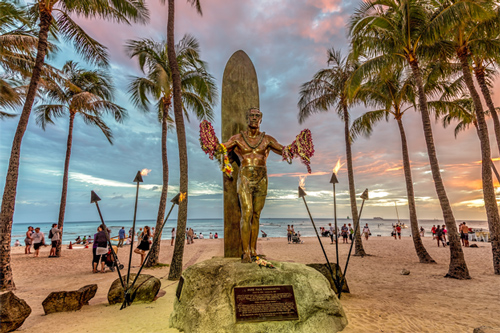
[
  {"xmin": 0, "ymin": 291, "xmax": 32, "ymax": 333},
  {"xmin": 42, "ymin": 284, "xmax": 97, "ymax": 315},
  {"xmin": 108, "ymin": 274, "xmax": 161, "ymax": 305},
  {"xmin": 400, "ymin": 269, "xmax": 410, "ymax": 275},
  {"xmin": 78, "ymin": 284, "xmax": 98, "ymax": 305},
  {"xmin": 170, "ymin": 257, "xmax": 347, "ymax": 333},
  {"xmin": 306, "ymin": 263, "xmax": 349, "ymax": 294}
]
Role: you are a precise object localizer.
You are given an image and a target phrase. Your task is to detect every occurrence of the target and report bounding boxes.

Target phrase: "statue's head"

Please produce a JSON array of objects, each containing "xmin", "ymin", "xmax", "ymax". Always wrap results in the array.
[{"xmin": 246, "ymin": 107, "xmax": 262, "ymax": 128}]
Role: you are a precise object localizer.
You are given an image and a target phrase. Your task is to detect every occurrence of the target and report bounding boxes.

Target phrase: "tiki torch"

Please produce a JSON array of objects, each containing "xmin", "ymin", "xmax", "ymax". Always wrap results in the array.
[
  {"xmin": 126, "ymin": 171, "xmax": 144, "ymax": 287},
  {"xmin": 121, "ymin": 192, "xmax": 182, "ymax": 309},
  {"xmin": 90, "ymin": 191, "xmax": 125, "ymax": 289},
  {"xmin": 330, "ymin": 158, "xmax": 343, "ymax": 291},
  {"xmin": 338, "ymin": 188, "xmax": 369, "ymax": 299},
  {"xmin": 298, "ymin": 177, "xmax": 338, "ymax": 292}
]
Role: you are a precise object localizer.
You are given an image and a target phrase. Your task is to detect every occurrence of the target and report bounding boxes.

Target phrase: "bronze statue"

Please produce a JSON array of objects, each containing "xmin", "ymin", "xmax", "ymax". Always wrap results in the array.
[{"xmin": 222, "ymin": 108, "xmax": 283, "ymax": 263}]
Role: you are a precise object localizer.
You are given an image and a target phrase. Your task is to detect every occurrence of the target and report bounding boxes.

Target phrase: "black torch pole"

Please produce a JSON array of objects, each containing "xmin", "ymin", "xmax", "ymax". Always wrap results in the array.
[
  {"xmin": 126, "ymin": 171, "xmax": 143, "ymax": 287},
  {"xmin": 90, "ymin": 191, "xmax": 125, "ymax": 289},
  {"xmin": 298, "ymin": 186, "xmax": 337, "ymax": 290},
  {"xmin": 338, "ymin": 188, "xmax": 368, "ymax": 299},
  {"xmin": 121, "ymin": 193, "xmax": 181, "ymax": 309},
  {"xmin": 330, "ymin": 172, "xmax": 340, "ymax": 292}
]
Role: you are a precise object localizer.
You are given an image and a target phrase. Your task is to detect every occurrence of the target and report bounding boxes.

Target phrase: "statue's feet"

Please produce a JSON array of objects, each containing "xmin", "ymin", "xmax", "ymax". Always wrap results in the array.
[{"xmin": 241, "ymin": 252, "xmax": 252, "ymax": 263}]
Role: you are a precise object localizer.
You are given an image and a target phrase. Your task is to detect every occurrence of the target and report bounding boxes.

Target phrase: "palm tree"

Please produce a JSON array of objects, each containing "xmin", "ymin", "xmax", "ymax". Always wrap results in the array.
[
  {"xmin": 298, "ymin": 48, "xmax": 367, "ymax": 257},
  {"xmin": 35, "ymin": 61, "xmax": 126, "ymax": 257},
  {"xmin": 349, "ymin": 0, "xmax": 470, "ymax": 279},
  {"xmin": 166, "ymin": 0, "xmax": 203, "ymax": 281},
  {"xmin": 0, "ymin": 77, "xmax": 21, "ymax": 118},
  {"xmin": 351, "ymin": 69, "xmax": 436, "ymax": 263},
  {"xmin": 126, "ymin": 35, "xmax": 217, "ymax": 267},
  {"xmin": 440, "ymin": 0, "xmax": 500, "ymax": 274},
  {"xmin": 0, "ymin": 0, "xmax": 148, "ymax": 291}
]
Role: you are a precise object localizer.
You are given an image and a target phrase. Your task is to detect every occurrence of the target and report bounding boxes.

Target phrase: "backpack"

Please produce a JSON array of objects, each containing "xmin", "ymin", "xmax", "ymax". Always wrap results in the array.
[{"xmin": 48, "ymin": 229, "xmax": 54, "ymax": 239}]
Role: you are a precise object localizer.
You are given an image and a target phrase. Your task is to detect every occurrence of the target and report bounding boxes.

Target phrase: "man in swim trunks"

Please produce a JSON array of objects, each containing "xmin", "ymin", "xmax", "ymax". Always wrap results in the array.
[{"xmin": 222, "ymin": 108, "xmax": 284, "ymax": 263}]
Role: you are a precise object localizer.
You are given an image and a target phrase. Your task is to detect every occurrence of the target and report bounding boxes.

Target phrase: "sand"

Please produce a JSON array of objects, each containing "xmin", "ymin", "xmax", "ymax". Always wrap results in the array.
[{"xmin": 7, "ymin": 236, "xmax": 500, "ymax": 333}]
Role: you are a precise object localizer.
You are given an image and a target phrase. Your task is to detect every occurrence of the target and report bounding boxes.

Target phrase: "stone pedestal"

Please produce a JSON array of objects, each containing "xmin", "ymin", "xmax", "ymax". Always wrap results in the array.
[{"xmin": 169, "ymin": 257, "xmax": 347, "ymax": 333}]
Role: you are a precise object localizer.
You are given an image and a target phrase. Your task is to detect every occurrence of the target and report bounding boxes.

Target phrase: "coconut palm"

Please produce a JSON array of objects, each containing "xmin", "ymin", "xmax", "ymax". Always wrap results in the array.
[
  {"xmin": 349, "ymin": 0, "xmax": 471, "ymax": 279},
  {"xmin": 0, "ymin": 0, "xmax": 148, "ymax": 291},
  {"xmin": 298, "ymin": 48, "xmax": 367, "ymax": 257},
  {"xmin": 351, "ymin": 68, "xmax": 436, "ymax": 263},
  {"xmin": 438, "ymin": 0, "xmax": 500, "ymax": 274},
  {"xmin": 126, "ymin": 35, "xmax": 217, "ymax": 267},
  {"xmin": 165, "ymin": 0, "xmax": 203, "ymax": 281},
  {"xmin": 34, "ymin": 61, "xmax": 126, "ymax": 257}
]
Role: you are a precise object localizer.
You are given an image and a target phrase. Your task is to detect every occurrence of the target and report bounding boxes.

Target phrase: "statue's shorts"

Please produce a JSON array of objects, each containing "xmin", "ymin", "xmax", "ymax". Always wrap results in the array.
[{"xmin": 237, "ymin": 166, "xmax": 268, "ymax": 197}]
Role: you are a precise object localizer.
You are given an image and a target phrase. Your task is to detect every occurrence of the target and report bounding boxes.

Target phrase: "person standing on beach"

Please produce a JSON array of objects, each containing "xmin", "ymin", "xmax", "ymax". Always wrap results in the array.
[
  {"xmin": 435, "ymin": 225, "xmax": 443, "ymax": 247},
  {"xmin": 49, "ymin": 223, "xmax": 62, "ymax": 257},
  {"xmin": 287, "ymin": 225, "xmax": 292, "ymax": 244},
  {"xmin": 32, "ymin": 227, "xmax": 45, "ymax": 257},
  {"xmin": 118, "ymin": 227, "xmax": 125, "ymax": 247},
  {"xmin": 363, "ymin": 223, "xmax": 370, "ymax": 241},
  {"xmin": 431, "ymin": 225, "xmax": 436, "ymax": 240},
  {"xmin": 24, "ymin": 226, "xmax": 33, "ymax": 254},
  {"xmin": 396, "ymin": 224, "xmax": 402, "ymax": 240},
  {"xmin": 341, "ymin": 224, "xmax": 348, "ymax": 243},
  {"xmin": 460, "ymin": 222, "xmax": 469, "ymax": 247},
  {"xmin": 441, "ymin": 225, "xmax": 447, "ymax": 244},
  {"xmin": 93, "ymin": 226, "xmax": 108, "ymax": 273},
  {"xmin": 134, "ymin": 225, "xmax": 151, "ymax": 266},
  {"xmin": 420, "ymin": 226, "xmax": 425, "ymax": 237},
  {"xmin": 348, "ymin": 223, "xmax": 353, "ymax": 242},
  {"xmin": 171, "ymin": 228, "xmax": 176, "ymax": 246}
]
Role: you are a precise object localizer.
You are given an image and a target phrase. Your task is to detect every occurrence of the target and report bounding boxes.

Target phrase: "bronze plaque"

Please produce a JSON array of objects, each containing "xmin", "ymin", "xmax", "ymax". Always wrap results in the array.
[{"xmin": 234, "ymin": 285, "xmax": 299, "ymax": 322}]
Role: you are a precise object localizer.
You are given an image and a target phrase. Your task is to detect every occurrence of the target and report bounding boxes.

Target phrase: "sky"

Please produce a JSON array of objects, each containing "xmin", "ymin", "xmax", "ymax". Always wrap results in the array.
[{"xmin": 1, "ymin": 0, "xmax": 499, "ymax": 224}]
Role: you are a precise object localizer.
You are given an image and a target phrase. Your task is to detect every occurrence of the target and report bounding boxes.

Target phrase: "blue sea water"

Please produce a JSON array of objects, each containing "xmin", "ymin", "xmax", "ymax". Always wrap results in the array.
[{"xmin": 10, "ymin": 217, "xmax": 489, "ymax": 246}]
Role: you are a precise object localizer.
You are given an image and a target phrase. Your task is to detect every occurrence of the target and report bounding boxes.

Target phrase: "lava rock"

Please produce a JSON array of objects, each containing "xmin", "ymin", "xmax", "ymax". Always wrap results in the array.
[
  {"xmin": 400, "ymin": 269, "xmax": 410, "ymax": 275},
  {"xmin": 108, "ymin": 274, "xmax": 161, "ymax": 305},
  {"xmin": 42, "ymin": 284, "xmax": 97, "ymax": 315},
  {"xmin": 0, "ymin": 291, "xmax": 32, "ymax": 333},
  {"xmin": 473, "ymin": 326, "xmax": 500, "ymax": 333}
]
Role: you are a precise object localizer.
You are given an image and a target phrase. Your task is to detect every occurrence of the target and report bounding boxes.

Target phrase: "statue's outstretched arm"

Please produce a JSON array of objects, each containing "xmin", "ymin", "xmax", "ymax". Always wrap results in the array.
[{"xmin": 267, "ymin": 135, "xmax": 284, "ymax": 155}]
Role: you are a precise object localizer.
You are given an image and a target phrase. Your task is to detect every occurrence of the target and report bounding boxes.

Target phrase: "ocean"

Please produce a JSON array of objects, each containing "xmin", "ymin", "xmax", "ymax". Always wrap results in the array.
[{"xmin": 10, "ymin": 217, "xmax": 489, "ymax": 246}]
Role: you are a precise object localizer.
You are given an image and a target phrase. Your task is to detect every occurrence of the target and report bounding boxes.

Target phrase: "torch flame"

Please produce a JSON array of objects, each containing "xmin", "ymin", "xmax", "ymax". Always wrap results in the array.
[
  {"xmin": 179, "ymin": 192, "xmax": 187, "ymax": 202},
  {"xmin": 332, "ymin": 158, "xmax": 344, "ymax": 175},
  {"xmin": 141, "ymin": 168, "xmax": 151, "ymax": 176},
  {"xmin": 299, "ymin": 175, "xmax": 307, "ymax": 189}
]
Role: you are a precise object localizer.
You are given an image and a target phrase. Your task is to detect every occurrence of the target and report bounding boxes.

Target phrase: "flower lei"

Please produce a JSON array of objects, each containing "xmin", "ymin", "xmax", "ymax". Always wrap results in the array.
[
  {"xmin": 282, "ymin": 129, "xmax": 315, "ymax": 173},
  {"xmin": 254, "ymin": 256, "xmax": 275, "ymax": 269},
  {"xmin": 199, "ymin": 120, "xmax": 233, "ymax": 178}
]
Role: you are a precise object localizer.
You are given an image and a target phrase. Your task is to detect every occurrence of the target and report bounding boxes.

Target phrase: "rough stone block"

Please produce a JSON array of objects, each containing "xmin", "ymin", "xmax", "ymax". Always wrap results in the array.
[
  {"xmin": 108, "ymin": 274, "xmax": 161, "ymax": 305},
  {"xmin": 0, "ymin": 291, "xmax": 32, "ymax": 333}
]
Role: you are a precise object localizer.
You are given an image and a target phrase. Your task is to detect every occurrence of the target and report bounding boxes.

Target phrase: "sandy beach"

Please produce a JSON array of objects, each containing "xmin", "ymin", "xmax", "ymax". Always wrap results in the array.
[{"xmin": 7, "ymin": 236, "xmax": 500, "ymax": 332}]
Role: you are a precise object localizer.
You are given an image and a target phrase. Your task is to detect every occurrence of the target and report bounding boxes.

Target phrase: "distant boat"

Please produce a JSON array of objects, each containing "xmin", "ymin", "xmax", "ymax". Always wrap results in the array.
[{"xmin": 373, "ymin": 217, "xmax": 384, "ymax": 220}]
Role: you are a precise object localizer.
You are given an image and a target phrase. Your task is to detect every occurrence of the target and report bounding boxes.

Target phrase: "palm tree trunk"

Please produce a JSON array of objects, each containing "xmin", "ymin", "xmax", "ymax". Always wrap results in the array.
[
  {"xmin": 408, "ymin": 58, "xmax": 470, "ymax": 279},
  {"xmin": 0, "ymin": 9, "xmax": 53, "ymax": 291},
  {"xmin": 146, "ymin": 111, "xmax": 169, "ymax": 267},
  {"xmin": 343, "ymin": 104, "xmax": 365, "ymax": 256},
  {"xmin": 55, "ymin": 112, "xmax": 75, "ymax": 257},
  {"xmin": 167, "ymin": 0, "xmax": 188, "ymax": 280},
  {"xmin": 474, "ymin": 63, "xmax": 500, "ymax": 156},
  {"xmin": 396, "ymin": 117, "xmax": 435, "ymax": 263},
  {"xmin": 459, "ymin": 51, "xmax": 500, "ymax": 275}
]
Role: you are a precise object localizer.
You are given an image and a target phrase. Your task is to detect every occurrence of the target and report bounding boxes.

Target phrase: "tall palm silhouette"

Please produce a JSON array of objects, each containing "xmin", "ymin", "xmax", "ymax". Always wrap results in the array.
[{"xmin": 126, "ymin": 35, "xmax": 217, "ymax": 267}]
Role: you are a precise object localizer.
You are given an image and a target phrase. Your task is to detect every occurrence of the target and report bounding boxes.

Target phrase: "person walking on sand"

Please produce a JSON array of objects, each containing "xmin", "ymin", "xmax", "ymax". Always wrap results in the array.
[
  {"xmin": 396, "ymin": 224, "xmax": 402, "ymax": 240},
  {"xmin": 134, "ymin": 225, "xmax": 151, "ymax": 266},
  {"xmin": 460, "ymin": 222, "xmax": 469, "ymax": 247},
  {"xmin": 420, "ymin": 226, "xmax": 425, "ymax": 237},
  {"xmin": 118, "ymin": 227, "xmax": 126, "ymax": 247},
  {"xmin": 348, "ymin": 223, "xmax": 354, "ymax": 242},
  {"xmin": 49, "ymin": 223, "xmax": 62, "ymax": 257},
  {"xmin": 341, "ymin": 224, "xmax": 348, "ymax": 244},
  {"xmin": 431, "ymin": 225, "xmax": 436, "ymax": 240},
  {"xmin": 32, "ymin": 227, "xmax": 45, "ymax": 257},
  {"xmin": 25, "ymin": 226, "xmax": 33, "ymax": 254},
  {"xmin": 441, "ymin": 225, "xmax": 447, "ymax": 244},
  {"xmin": 435, "ymin": 225, "xmax": 444, "ymax": 247},
  {"xmin": 171, "ymin": 228, "xmax": 176, "ymax": 246},
  {"xmin": 363, "ymin": 223, "xmax": 370, "ymax": 241},
  {"xmin": 287, "ymin": 225, "xmax": 292, "ymax": 244}
]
